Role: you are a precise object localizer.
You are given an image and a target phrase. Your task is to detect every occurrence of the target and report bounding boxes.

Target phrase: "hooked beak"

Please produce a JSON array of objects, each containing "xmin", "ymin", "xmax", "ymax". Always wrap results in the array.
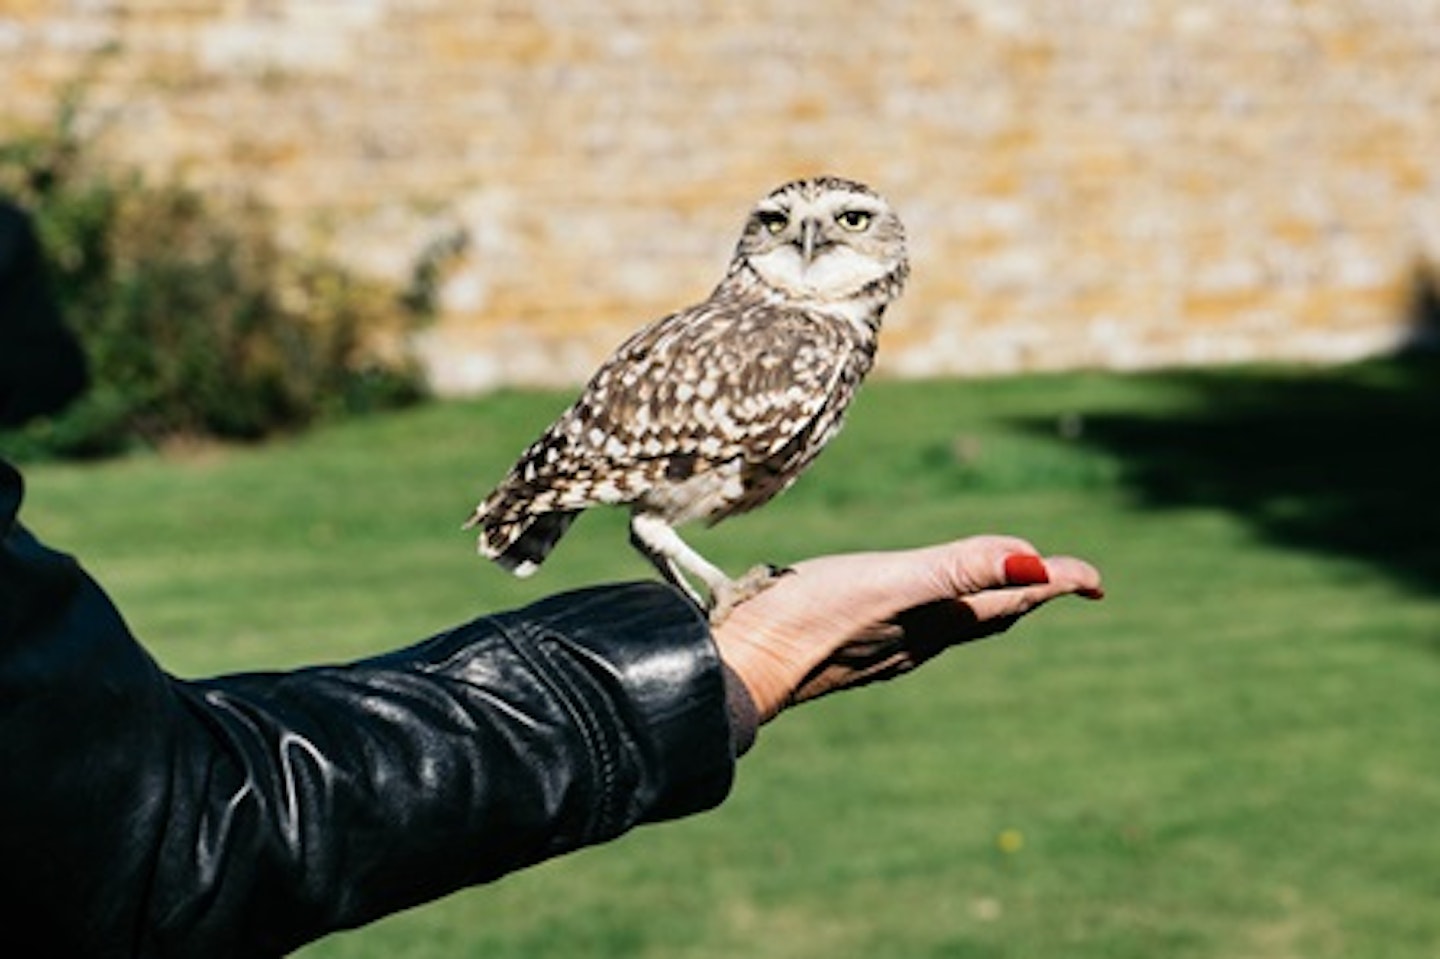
[{"xmin": 798, "ymin": 218, "xmax": 820, "ymax": 265}]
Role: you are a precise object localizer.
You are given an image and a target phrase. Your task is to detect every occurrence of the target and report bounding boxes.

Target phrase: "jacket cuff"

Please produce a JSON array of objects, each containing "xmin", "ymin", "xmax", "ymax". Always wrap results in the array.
[
  {"xmin": 490, "ymin": 581, "xmax": 740, "ymax": 826},
  {"xmin": 722, "ymin": 663, "xmax": 760, "ymax": 757}
]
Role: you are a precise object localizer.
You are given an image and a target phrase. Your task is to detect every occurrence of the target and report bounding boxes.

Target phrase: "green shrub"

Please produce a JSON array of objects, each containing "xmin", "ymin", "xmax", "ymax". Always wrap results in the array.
[{"xmin": 0, "ymin": 90, "xmax": 455, "ymax": 459}]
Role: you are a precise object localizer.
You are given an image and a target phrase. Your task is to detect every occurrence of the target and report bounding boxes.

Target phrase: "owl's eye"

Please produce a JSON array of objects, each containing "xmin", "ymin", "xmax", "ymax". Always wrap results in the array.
[
  {"xmin": 836, "ymin": 209, "xmax": 872, "ymax": 232},
  {"xmin": 756, "ymin": 210, "xmax": 789, "ymax": 235}
]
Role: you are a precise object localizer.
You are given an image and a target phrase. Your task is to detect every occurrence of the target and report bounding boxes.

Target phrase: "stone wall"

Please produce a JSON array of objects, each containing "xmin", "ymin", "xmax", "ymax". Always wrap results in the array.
[{"xmin": 4, "ymin": 0, "xmax": 1439, "ymax": 391}]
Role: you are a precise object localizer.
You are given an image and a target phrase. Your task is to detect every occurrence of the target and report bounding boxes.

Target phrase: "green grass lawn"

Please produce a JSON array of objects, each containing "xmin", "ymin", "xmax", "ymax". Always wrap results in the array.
[{"xmin": 13, "ymin": 360, "xmax": 1440, "ymax": 958}]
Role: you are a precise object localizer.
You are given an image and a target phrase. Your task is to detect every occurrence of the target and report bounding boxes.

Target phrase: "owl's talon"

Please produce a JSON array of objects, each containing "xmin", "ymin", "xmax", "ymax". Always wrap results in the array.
[{"xmin": 708, "ymin": 563, "xmax": 792, "ymax": 626}]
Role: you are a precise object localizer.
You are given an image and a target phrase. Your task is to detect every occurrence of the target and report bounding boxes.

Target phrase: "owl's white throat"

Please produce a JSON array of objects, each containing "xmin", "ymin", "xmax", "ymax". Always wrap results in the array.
[{"xmin": 747, "ymin": 245, "xmax": 893, "ymax": 304}]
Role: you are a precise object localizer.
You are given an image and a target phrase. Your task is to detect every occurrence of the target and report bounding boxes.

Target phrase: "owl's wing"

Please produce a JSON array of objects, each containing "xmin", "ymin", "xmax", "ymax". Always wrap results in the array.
[
  {"xmin": 475, "ymin": 298, "xmax": 870, "ymax": 523},
  {"xmin": 583, "ymin": 298, "xmax": 868, "ymax": 465}
]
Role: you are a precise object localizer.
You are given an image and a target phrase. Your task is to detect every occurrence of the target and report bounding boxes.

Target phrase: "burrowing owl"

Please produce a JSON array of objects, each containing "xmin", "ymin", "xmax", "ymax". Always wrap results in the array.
[{"xmin": 465, "ymin": 176, "xmax": 908, "ymax": 621}]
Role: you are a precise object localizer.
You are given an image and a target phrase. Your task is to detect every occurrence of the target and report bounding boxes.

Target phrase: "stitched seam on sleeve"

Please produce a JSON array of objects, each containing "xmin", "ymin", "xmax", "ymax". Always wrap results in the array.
[
  {"xmin": 536, "ymin": 635, "xmax": 621, "ymax": 839},
  {"xmin": 492, "ymin": 616, "xmax": 615, "ymax": 845}
]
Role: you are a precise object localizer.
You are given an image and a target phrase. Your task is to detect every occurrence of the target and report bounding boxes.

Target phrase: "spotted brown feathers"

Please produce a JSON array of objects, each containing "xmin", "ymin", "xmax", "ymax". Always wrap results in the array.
[{"xmin": 465, "ymin": 177, "xmax": 908, "ymax": 614}]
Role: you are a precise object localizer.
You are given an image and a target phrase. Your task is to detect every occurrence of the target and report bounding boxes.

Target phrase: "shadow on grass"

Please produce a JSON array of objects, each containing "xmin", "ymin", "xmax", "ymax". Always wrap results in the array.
[{"xmin": 1032, "ymin": 267, "xmax": 1440, "ymax": 597}]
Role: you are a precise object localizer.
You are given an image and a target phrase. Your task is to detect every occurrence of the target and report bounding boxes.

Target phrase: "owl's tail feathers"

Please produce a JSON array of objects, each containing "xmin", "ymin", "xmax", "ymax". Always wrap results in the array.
[{"xmin": 466, "ymin": 506, "xmax": 579, "ymax": 578}]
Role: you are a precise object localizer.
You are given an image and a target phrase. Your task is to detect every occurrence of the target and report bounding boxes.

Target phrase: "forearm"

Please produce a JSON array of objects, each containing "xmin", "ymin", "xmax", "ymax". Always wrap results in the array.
[
  {"xmin": 148, "ymin": 583, "xmax": 737, "ymax": 956},
  {"xmin": 4, "ymin": 494, "xmax": 742, "ymax": 959}
]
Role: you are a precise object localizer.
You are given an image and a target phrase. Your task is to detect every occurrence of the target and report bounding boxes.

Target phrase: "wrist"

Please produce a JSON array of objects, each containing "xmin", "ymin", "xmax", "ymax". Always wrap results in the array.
[{"xmin": 713, "ymin": 619, "xmax": 818, "ymax": 723}]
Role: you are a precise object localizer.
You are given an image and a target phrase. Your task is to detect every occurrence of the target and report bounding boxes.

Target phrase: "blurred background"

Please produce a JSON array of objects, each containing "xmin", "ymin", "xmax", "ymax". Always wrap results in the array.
[
  {"xmin": 3, "ymin": 2, "xmax": 1438, "ymax": 958},
  {"xmin": 5, "ymin": 0, "xmax": 1438, "ymax": 391}
]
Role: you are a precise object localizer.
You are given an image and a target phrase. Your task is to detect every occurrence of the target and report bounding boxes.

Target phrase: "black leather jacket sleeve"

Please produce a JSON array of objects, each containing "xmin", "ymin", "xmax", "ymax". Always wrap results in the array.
[{"xmin": 0, "ymin": 461, "xmax": 739, "ymax": 958}]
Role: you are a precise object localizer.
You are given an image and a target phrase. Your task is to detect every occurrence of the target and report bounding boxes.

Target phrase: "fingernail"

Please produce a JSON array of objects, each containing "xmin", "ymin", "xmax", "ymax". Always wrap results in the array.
[
  {"xmin": 1077, "ymin": 586, "xmax": 1106, "ymax": 600},
  {"xmin": 1003, "ymin": 553, "xmax": 1050, "ymax": 585}
]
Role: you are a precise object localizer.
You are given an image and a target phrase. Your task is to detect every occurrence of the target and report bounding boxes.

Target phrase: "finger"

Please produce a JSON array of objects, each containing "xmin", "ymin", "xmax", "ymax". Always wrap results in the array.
[
  {"xmin": 962, "ymin": 562, "xmax": 1104, "ymax": 624},
  {"xmin": 1031, "ymin": 555, "xmax": 1105, "ymax": 599},
  {"xmin": 926, "ymin": 536, "xmax": 1105, "ymax": 596},
  {"xmin": 922, "ymin": 535, "xmax": 1043, "ymax": 596}
]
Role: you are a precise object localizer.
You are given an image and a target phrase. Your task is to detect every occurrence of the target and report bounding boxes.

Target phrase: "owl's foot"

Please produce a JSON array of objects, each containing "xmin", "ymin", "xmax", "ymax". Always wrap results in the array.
[{"xmin": 708, "ymin": 563, "xmax": 794, "ymax": 626}]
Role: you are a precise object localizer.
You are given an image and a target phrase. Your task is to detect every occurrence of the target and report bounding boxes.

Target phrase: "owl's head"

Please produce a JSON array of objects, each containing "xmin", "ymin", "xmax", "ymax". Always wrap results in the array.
[{"xmin": 731, "ymin": 176, "xmax": 908, "ymax": 306}]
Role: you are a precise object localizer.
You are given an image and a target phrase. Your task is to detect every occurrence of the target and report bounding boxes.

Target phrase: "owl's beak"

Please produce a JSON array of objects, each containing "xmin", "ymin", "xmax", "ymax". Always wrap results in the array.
[{"xmin": 798, "ymin": 218, "xmax": 821, "ymax": 265}]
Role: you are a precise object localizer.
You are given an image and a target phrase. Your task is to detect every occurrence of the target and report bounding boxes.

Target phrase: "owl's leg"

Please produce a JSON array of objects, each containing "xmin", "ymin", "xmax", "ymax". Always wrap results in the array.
[
  {"xmin": 629, "ymin": 514, "xmax": 791, "ymax": 625},
  {"xmin": 629, "ymin": 513, "xmax": 730, "ymax": 612}
]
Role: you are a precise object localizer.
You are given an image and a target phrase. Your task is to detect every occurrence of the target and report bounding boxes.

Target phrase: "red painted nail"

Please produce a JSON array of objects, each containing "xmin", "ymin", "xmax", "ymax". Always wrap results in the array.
[
  {"xmin": 1077, "ymin": 586, "xmax": 1107, "ymax": 601},
  {"xmin": 1003, "ymin": 553, "xmax": 1050, "ymax": 585}
]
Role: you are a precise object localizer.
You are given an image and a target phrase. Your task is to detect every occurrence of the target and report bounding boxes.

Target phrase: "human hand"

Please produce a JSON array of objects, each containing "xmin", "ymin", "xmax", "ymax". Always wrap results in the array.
[{"xmin": 711, "ymin": 535, "xmax": 1104, "ymax": 722}]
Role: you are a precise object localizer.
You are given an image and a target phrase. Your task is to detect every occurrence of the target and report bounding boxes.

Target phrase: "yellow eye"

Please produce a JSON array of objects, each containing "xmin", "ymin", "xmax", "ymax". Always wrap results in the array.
[
  {"xmin": 836, "ymin": 209, "xmax": 872, "ymax": 231},
  {"xmin": 757, "ymin": 210, "xmax": 789, "ymax": 234}
]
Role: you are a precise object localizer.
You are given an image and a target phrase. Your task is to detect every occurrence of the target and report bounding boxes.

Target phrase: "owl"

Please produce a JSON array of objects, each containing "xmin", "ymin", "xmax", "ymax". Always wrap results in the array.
[{"xmin": 465, "ymin": 176, "xmax": 909, "ymax": 622}]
